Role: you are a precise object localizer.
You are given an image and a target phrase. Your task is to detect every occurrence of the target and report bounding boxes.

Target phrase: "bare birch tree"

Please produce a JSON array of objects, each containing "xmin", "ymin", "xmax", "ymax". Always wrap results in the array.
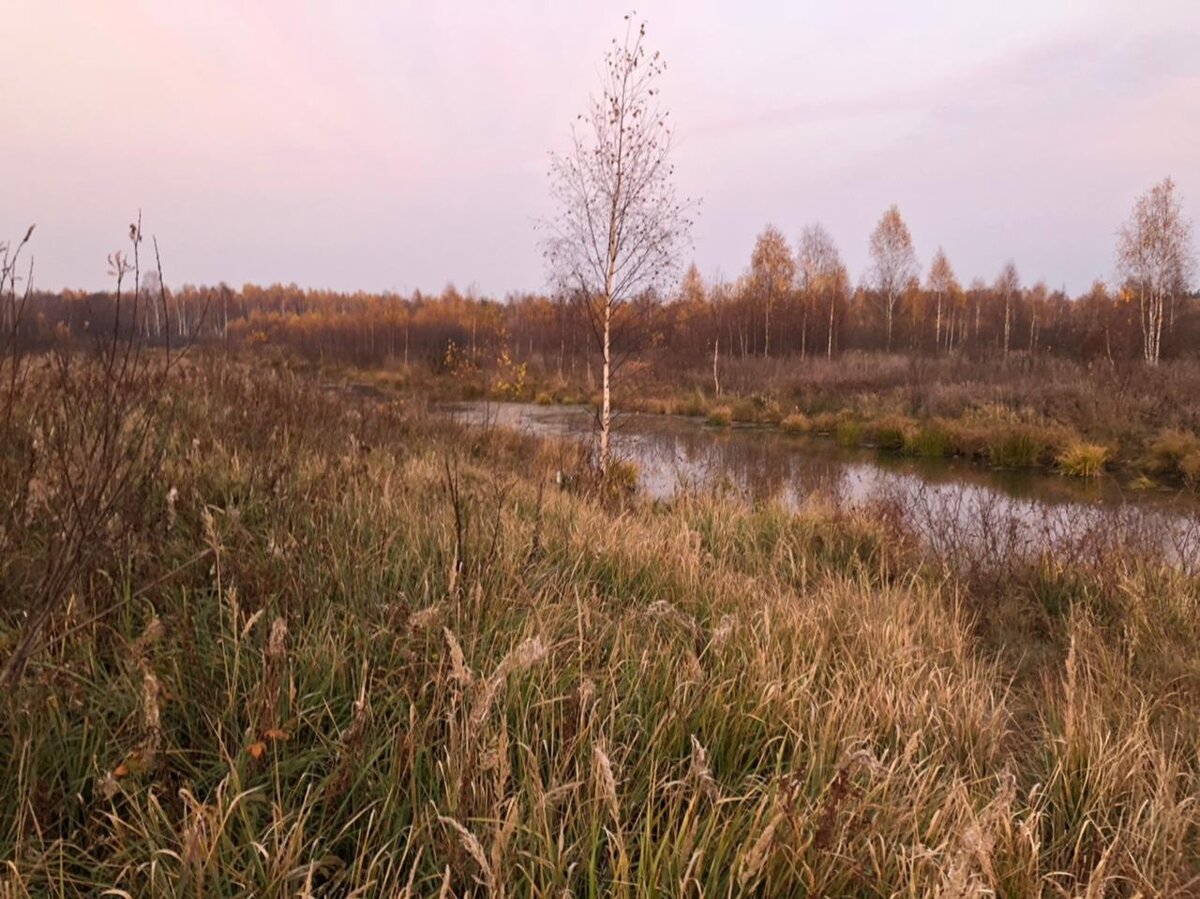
[
  {"xmin": 750, "ymin": 225, "xmax": 794, "ymax": 359},
  {"xmin": 542, "ymin": 16, "xmax": 693, "ymax": 474},
  {"xmin": 1117, "ymin": 176, "xmax": 1194, "ymax": 365},
  {"xmin": 868, "ymin": 205, "xmax": 917, "ymax": 351},
  {"xmin": 995, "ymin": 261, "xmax": 1020, "ymax": 357},
  {"xmin": 926, "ymin": 247, "xmax": 957, "ymax": 353},
  {"xmin": 797, "ymin": 224, "xmax": 847, "ymax": 360}
]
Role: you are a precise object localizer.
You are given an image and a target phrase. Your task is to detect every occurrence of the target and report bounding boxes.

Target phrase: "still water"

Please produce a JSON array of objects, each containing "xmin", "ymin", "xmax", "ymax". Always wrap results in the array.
[{"xmin": 448, "ymin": 401, "xmax": 1200, "ymax": 569}]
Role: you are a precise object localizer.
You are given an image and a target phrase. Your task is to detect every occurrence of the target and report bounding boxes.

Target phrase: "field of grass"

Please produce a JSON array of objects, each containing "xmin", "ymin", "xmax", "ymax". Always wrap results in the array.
[{"xmin": 3, "ymin": 354, "xmax": 1200, "ymax": 896}]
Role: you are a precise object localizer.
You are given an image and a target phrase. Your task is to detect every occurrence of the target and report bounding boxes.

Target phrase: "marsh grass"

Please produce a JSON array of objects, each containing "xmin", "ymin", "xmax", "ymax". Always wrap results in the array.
[
  {"xmin": 904, "ymin": 421, "xmax": 952, "ymax": 458},
  {"xmin": 603, "ymin": 353, "xmax": 1200, "ymax": 482},
  {"xmin": 863, "ymin": 414, "xmax": 915, "ymax": 452},
  {"xmin": 1148, "ymin": 429, "xmax": 1200, "ymax": 483},
  {"xmin": 780, "ymin": 412, "xmax": 810, "ymax": 435},
  {"xmin": 835, "ymin": 418, "xmax": 862, "ymax": 448},
  {"xmin": 987, "ymin": 427, "xmax": 1044, "ymax": 469},
  {"xmin": 1, "ymin": 355, "xmax": 1199, "ymax": 896},
  {"xmin": 1057, "ymin": 441, "xmax": 1111, "ymax": 478},
  {"xmin": 706, "ymin": 405, "xmax": 732, "ymax": 427}
]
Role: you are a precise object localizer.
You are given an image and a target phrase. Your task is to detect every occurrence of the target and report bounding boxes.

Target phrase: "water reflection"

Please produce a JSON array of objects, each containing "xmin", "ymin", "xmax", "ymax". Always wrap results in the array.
[{"xmin": 448, "ymin": 401, "xmax": 1200, "ymax": 571}]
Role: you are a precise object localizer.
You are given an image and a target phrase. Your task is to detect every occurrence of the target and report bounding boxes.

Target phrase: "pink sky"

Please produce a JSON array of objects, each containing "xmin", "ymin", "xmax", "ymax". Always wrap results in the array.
[{"xmin": 4, "ymin": 1, "xmax": 1198, "ymax": 295}]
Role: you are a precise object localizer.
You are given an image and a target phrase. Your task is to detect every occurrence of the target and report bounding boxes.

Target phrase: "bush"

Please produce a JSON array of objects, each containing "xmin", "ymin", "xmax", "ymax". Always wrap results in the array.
[
  {"xmin": 809, "ymin": 412, "xmax": 840, "ymax": 435},
  {"xmin": 988, "ymin": 427, "xmax": 1042, "ymax": 469},
  {"xmin": 943, "ymin": 421, "xmax": 991, "ymax": 460},
  {"xmin": 905, "ymin": 422, "xmax": 952, "ymax": 458},
  {"xmin": 866, "ymin": 415, "xmax": 916, "ymax": 452},
  {"xmin": 1057, "ymin": 441, "xmax": 1110, "ymax": 478},
  {"xmin": 676, "ymin": 390, "xmax": 709, "ymax": 417},
  {"xmin": 604, "ymin": 458, "xmax": 640, "ymax": 494},
  {"xmin": 1181, "ymin": 451, "xmax": 1200, "ymax": 487},
  {"xmin": 781, "ymin": 412, "xmax": 811, "ymax": 435},
  {"xmin": 730, "ymin": 399, "xmax": 759, "ymax": 422},
  {"xmin": 535, "ymin": 391, "xmax": 553, "ymax": 406},
  {"xmin": 836, "ymin": 419, "xmax": 862, "ymax": 448},
  {"xmin": 635, "ymin": 397, "xmax": 670, "ymax": 415},
  {"xmin": 707, "ymin": 405, "xmax": 733, "ymax": 427},
  {"xmin": 1147, "ymin": 429, "xmax": 1200, "ymax": 479}
]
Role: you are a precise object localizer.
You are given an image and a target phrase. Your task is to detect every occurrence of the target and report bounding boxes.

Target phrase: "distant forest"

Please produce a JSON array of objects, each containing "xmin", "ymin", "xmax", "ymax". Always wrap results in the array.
[{"xmin": 9, "ymin": 218, "xmax": 1199, "ymax": 372}]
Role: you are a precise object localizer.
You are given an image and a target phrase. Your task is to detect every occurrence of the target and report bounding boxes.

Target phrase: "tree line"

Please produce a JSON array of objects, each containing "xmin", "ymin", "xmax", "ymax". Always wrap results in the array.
[{"xmin": 10, "ymin": 189, "xmax": 1195, "ymax": 372}]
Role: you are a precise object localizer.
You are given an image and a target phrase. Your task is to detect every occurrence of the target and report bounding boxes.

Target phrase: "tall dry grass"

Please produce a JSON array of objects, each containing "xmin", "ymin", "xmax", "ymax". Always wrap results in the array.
[{"xmin": 1, "ymin": 355, "xmax": 1199, "ymax": 896}]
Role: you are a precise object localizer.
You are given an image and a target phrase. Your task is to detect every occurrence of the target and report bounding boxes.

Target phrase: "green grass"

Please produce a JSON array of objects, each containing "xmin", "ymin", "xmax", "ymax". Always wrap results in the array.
[
  {"xmin": 904, "ymin": 422, "xmax": 953, "ymax": 458},
  {"xmin": 988, "ymin": 427, "xmax": 1043, "ymax": 468},
  {"xmin": 674, "ymin": 389, "xmax": 710, "ymax": 418},
  {"xmin": 2, "ymin": 355, "xmax": 1199, "ymax": 896},
  {"xmin": 835, "ymin": 418, "xmax": 862, "ymax": 448},
  {"xmin": 865, "ymin": 415, "xmax": 915, "ymax": 452}
]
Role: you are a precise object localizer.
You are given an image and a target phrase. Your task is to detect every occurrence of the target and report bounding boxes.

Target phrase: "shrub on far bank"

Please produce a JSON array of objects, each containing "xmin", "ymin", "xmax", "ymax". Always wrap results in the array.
[
  {"xmin": 865, "ymin": 414, "xmax": 917, "ymax": 452},
  {"xmin": 1057, "ymin": 441, "xmax": 1110, "ymax": 478},
  {"xmin": 707, "ymin": 405, "xmax": 733, "ymax": 427},
  {"xmin": 781, "ymin": 412, "xmax": 811, "ymax": 434},
  {"xmin": 809, "ymin": 411, "xmax": 841, "ymax": 435},
  {"xmin": 675, "ymin": 390, "xmax": 710, "ymax": 418},
  {"xmin": 1146, "ymin": 429, "xmax": 1200, "ymax": 484},
  {"xmin": 987, "ymin": 427, "xmax": 1043, "ymax": 469},
  {"xmin": 1182, "ymin": 451, "xmax": 1200, "ymax": 486},
  {"xmin": 905, "ymin": 421, "xmax": 953, "ymax": 458},
  {"xmin": 836, "ymin": 418, "xmax": 862, "ymax": 448}
]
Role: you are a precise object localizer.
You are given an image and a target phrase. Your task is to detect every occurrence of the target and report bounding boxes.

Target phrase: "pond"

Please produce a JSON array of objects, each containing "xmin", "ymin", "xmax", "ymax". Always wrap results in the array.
[{"xmin": 447, "ymin": 401, "xmax": 1200, "ymax": 570}]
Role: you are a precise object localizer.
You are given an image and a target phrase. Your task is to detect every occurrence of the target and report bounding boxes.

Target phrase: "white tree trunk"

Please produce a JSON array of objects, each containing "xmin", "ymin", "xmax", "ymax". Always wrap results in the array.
[
  {"xmin": 600, "ymin": 297, "xmax": 612, "ymax": 472},
  {"xmin": 712, "ymin": 338, "xmax": 720, "ymax": 395},
  {"xmin": 1003, "ymin": 294, "xmax": 1012, "ymax": 357},
  {"xmin": 935, "ymin": 292, "xmax": 942, "ymax": 352},
  {"xmin": 827, "ymin": 293, "xmax": 835, "ymax": 359},
  {"xmin": 886, "ymin": 292, "xmax": 894, "ymax": 351}
]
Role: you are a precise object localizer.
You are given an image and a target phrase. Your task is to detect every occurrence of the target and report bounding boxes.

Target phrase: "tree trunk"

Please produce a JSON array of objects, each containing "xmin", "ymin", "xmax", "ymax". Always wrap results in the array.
[
  {"xmin": 827, "ymin": 292, "xmax": 835, "ymax": 359},
  {"xmin": 1003, "ymin": 294, "xmax": 1012, "ymax": 357},
  {"xmin": 886, "ymin": 293, "xmax": 894, "ymax": 351},
  {"xmin": 763, "ymin": 297, "xmax": 771, "ymax": 359},
  {"xmin": 712, "ymin": 338, "xmax": 720, "ymax": 396},
  {"xmin": 600, "ymin": 297, "xmax": 612, "ymax": 471},
  {"xmin": 935, "ymin": 292, "xmax": 942, "ymax": 353}
]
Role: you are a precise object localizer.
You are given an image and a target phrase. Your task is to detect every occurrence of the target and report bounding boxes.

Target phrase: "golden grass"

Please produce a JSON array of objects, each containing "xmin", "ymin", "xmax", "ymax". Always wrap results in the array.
[
  {"xmin": 780, "ymin": 412, "xmax": 811, "ymax": 434},
  {"xmin": 1057, "ymin": 441, "xmax": 1111, "ymax": 477},
  {"xmin": 1, "ymin": 356, "xmax": 1199, "ymax": 896},
  {"xmin": 706, "ymin": 404, "xmax": 733, "ymax": 427}
]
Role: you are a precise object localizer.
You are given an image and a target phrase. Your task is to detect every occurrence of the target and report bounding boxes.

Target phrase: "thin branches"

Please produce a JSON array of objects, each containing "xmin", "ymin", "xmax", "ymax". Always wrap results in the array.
[{"xmin": 541, "ymin": 15, "xmax": 694, "ymax": 473}]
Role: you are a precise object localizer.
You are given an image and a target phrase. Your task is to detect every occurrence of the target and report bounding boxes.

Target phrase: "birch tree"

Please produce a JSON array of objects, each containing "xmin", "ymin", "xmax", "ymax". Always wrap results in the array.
[
  {"xmin": 542, "ymin": 16, "xmax": 693, "ymax": 474},
  {"xmin": 868, "ymin": 205, "xmax": 917, "ymax": 351},
  {"xmin": 1117, "ymin": 177, "xmax": 1194, "ymax": 365},
  {"xmin": 995, "ymin": 261, "xmax": 1020, "ymax": 357},
  {"xmin": 797, "ymin": 224, "xmax": 847, "ymax": 360},
  {"xmin": 749, "ymin": 225, "xmax": 794, "ymax": 358},
  {"xmin": 926, "ymin": 247, "xmax": 957, "ymax": 353}
]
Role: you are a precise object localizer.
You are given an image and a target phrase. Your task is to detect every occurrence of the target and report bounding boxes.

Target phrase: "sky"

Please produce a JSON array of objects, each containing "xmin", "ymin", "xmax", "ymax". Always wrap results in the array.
[{"xmin": 3, "ymin": 1, "xmax": 1199, "ymax": 297}]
